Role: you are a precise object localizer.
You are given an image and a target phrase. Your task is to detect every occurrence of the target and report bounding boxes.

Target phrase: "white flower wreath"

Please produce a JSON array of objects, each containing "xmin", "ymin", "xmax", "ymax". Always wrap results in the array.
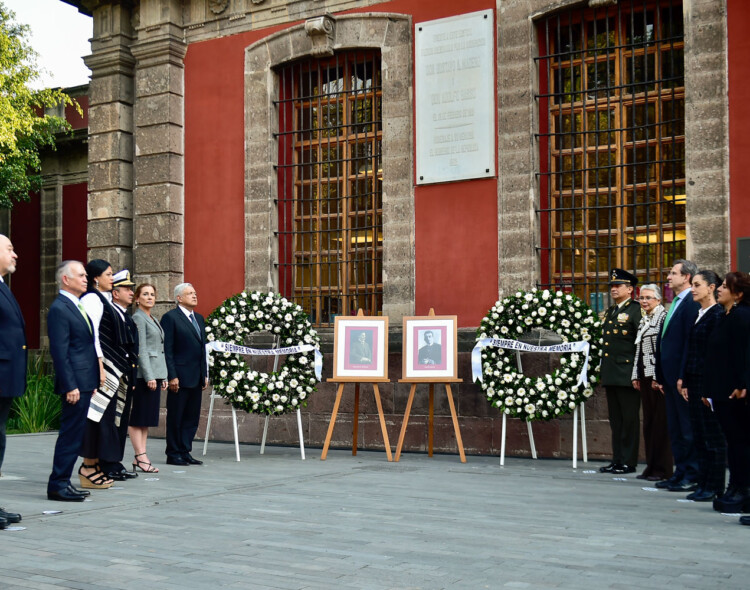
[
  {"xmin": 205, "ymin": 291, "xmax": 320, "ymax": 415},
  {"xmin": 476, "ymin": 289, "xmax": 603, "ymax": 421}
]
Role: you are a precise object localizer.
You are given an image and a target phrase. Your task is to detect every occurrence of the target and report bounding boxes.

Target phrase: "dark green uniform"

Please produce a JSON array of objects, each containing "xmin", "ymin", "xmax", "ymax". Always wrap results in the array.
[{"xmin": 600, "ymin": 298, "xmax": 642, "ymax": 469}]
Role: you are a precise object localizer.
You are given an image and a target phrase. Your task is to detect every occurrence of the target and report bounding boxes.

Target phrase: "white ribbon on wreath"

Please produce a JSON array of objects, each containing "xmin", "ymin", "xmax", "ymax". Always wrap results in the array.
[
  {"xmin": 472, "ymin": 338, "xmax": 591, "ymax": 388},
  {"xmin": 206, "ymin": 341, "xmax": 323, "ymax": 381}
]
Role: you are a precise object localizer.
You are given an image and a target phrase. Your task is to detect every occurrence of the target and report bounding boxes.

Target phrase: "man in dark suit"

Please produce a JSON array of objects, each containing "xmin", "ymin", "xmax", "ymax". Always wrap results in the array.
[
  {"xmin": 418, "ymin": 330, "xmax": 442, "ymax": 365},
  {"xmin": 47, "ymin": 261, "xmax": 100, "ymax": 501},
  {"xmin": 162, "ymin": 283, "xmax": 208, "ymax": 466},
  {"xmin": 599, "ymin": 269, "xmax": 642, "ymax": 474},
  {"xmin": 654, "ymin": 259, "xmax": 700, "ymax": 491},
  {"xmin": 0, "ymin": 234, "xmax": 25, "ymax": 526}
]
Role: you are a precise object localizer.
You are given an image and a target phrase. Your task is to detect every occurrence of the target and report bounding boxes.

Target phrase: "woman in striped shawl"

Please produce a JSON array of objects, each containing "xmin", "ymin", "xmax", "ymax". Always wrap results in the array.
[{"xmin": 78, "ymin": 260, "xmax": 136, "ymax": 488}]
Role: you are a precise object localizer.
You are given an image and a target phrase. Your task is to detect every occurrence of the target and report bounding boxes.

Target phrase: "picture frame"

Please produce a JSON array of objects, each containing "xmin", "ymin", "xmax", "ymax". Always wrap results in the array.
[
  {"xmin": 402, "ymin": 315, "xmax": 458, "ymax": 381},
  {"xmin": 332, "ymin": 316, "xmax": 389, "ymax": 381}
]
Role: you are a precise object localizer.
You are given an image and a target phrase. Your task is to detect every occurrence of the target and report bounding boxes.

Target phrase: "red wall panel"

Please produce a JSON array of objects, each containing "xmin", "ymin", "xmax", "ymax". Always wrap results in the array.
[
  {"xmin": 184, "ymin": 0, "xmax": 498, "ymax": 325},
  {"xmin": 728, "ymin": 0, "xmax": 750, "ymax": 267},
  {"xmin": 62, "ymin": 183, "xmax": 88, "ymax": 262},
  {"xmin": 10, "ymin": 194, "xmax": 42, "ymax": 348}
]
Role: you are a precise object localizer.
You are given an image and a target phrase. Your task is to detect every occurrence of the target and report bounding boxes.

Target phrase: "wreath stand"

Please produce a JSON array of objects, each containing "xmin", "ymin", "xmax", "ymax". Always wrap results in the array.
[
  {"xmin": 320, "ymin": 379, "xmax": 393, "ymax": 462},
  {"xmin": 202, "ymin": 335, "xmax": 306, "ymax": 461},
  {"xmin": 394, "ymin": 379, "xmax": 466, "ymax": 463},
  {"xmin": 499, "ymin": 350, "xmax": 588, "ymax": 468}
]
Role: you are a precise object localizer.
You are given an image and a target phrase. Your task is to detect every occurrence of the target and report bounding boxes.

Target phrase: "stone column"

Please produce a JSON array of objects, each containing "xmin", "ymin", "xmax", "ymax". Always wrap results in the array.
[
  {"xmin": 83, "ymin": 2, "xmax": 136, "ymax": 272},
  {"xmin": 130, "ymin": 2, "xmax": 186, "ymax": 314}
]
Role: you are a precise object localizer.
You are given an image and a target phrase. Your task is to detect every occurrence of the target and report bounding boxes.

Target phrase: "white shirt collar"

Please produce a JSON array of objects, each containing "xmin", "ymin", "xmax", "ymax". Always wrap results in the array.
[
  {"xmin": 59, "ymin": 289, "xmax": 81, "ymax": 305},
  {"xmin": 178, "ymin": 304, "xmax": 195, "ymax": 318}
]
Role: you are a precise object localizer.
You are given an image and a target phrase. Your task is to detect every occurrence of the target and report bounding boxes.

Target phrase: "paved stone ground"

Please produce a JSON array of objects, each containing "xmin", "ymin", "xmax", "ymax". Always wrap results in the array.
[{"xmin": 0, "ymin": 433, "xmax": 747, "ymax": 589}]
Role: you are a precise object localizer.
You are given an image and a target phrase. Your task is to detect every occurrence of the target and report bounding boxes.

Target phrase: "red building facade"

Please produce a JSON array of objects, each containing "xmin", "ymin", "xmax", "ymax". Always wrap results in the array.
[{"xmin": 20, "ymin": 0, "xmax": 747, "ymax": 457}]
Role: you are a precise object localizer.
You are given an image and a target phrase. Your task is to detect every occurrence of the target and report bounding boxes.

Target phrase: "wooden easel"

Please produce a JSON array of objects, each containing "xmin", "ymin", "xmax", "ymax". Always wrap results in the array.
[
  {"xmin": 320, "ymin": 379, "xmax": 393, "ymax": 461},
  {"xmin": 320, "ymin": 309, "xmax": 392, "ymax": 461},
  {"xmin": 394, "ymin": 309, "xmax": 465, "ymax": 462},
  {"xmin": 394, "ymin": 379, "xmax": 466, "ymax": 462}
]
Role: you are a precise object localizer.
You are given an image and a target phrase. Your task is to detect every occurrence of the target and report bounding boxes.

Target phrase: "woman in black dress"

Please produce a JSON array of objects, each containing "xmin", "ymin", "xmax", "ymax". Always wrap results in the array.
[
  {"xmin": 677, "ymin": 270, "xmax": 725, "ymax": 501},
  {"xmin": 129, "ymin": 283, "xmax": 167, "ymax": 472},
  {"xmin": 706, "ymin": 271, "xmax": 750, "ymax": 513}
]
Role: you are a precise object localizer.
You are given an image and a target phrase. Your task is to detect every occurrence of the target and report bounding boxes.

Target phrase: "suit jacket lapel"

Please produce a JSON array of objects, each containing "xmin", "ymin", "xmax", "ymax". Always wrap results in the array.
[
  {"xmin": 61, "ymin": 295, "xmax": 94, "ymax": 339},
  {"xmin": 176, "ymin": 307, "xmax": 202, "ymax": 342},
  {"xmin": 0, "ymin": 280, "xmax": 25, "ymax": 328}
]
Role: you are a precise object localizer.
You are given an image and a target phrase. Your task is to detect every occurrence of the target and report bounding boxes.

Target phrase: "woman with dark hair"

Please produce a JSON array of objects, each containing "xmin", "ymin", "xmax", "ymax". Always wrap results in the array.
[
  {"xmin": 676, "ymin": 270, "xmax": 725, "ymax": 502},
  {"xmin": 79, "ymin": 260, "xmax": 137, "ymax": 488},
  {"xmin": 706, "ymin": 271, "xmax": 750, "ymax": 513},
  {"xmin": 631, "ymin": 283, "xmax": 671, "ymax": 481},
  {"xmin": 129, "ymin": 283, "xmax": 166, "ymax": 472}
]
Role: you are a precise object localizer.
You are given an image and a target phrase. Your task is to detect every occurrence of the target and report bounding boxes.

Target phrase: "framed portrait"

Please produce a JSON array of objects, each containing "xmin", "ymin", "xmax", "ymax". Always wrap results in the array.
[
  {"xmin": 333, "ymin": 316, "xmax": 389, "ymax": 381},
  {"xmin": 402, "ymin": 316, "xmax": 457, "ymax": 381}
]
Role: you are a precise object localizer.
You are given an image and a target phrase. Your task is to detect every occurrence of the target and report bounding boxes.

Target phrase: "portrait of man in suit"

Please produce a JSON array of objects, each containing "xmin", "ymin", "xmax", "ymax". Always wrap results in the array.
[
  {"xmin": 161, "ymin": 282, "xmax": 208, "ymax": 466},
  {"xmin": 349, "ymin": 330, "xmax": 373, "ymax": 365},
  {"xmin": 417, "ymin": 330, "xmax": 442, "ymax": 366},
  {"xmin": 47, "ymin": 260, "xmax": 100, "ymax": 502},
  {"xmin": 0, "ymin": 234, "xmax": 26, "ymax": 525}
]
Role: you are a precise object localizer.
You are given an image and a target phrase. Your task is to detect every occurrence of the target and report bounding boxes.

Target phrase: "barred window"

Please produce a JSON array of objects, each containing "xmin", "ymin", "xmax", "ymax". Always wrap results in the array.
[
  {"xmin": 536, "ymin": 0, "xmax": 684, "ymax": 308},
  {"xmin": 276, "ymin": 53, "xmax": 383, "ymax": 326}
]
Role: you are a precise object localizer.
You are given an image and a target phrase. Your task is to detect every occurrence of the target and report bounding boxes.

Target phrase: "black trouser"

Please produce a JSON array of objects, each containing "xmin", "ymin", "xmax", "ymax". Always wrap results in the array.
[
  {"xmin": 714, "ymin": 397, "xmax": 750, "ymax": 490},
  {"xmin": 48, "ymin": 392, "xmax": 92, "ymax": 493},
  {"xmin": 165, "ymin": 384, "xmax": 202, "ymax": 460},
  {"xmin": 0, "ymin": 397, "xmax": 13, "ymax": 471},
  {"xmin": 686, "ymin": 373, "xmax": 726, "ymax": 493},
  {"xmin": 606, "ymin": 385, "xmax": 641, "ymax": 468}
]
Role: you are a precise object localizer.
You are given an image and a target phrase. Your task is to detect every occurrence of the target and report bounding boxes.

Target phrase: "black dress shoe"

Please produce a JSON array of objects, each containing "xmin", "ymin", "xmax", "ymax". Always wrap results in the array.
[
  {"xmin": 0, "ymin": 508, "xmax": 22, "ymax": 523},
  {"xmin": 686, "ymin": 487, "xmax": 705, "ymax": 500},
  {"xmin": 667, "ymin": 479, "xmax": 698, "ymax": 492},
  {"xmin": 689, "ymin": 489, "xmax": 717, "ymax": 502},
  {"xmin": 120, "ymin": 468, "xmax": 138, "ymax": 479},
  {"xmin": 739, "ymin": 515, "xmax": 750, "ymax": 525},
  {"xmin": 599, "ymin": 462, "xmax": 617, "ymax": 473},
  {"xmin": 184, "ymin": 454, "xmax": 203, "ymax": 465},
  {"xmin": 612, "ymin": 465, "xmax": 636, "ymax": 474},
  {"xmin": 48, "ymin": 488, "xmax": 86, "ymax": 502},
  {"xmin": 106, "ymin": 471, "xmax": 128, "ymax": 481},
  {"xmin": 0, "ymin": 516, "xmax": 7, "ymax": 530},
  {"xmin": 166, "ymin": 457, "xmax": 189, "ymax": 466},
  {"xmin": 714, "ymin": 489, "xmax": 749, "ymax": 513},
  {"xmin": 655, "ymin": 476, "xmax": 680, "ymax": 489},
  {"xmin": 66, "ymin": 485, "xmax": 90, "ymax": 497}
]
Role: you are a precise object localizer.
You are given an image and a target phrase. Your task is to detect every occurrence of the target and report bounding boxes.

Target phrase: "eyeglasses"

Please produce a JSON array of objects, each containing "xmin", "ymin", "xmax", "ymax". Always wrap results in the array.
[{"xmin": 638, "ymin": 296, "xmax": 656, "ymax": 301}]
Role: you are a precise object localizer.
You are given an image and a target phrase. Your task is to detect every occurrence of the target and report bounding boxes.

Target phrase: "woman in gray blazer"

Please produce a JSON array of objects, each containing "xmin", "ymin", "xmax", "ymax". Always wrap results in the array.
[{"xmin": 129, "ymin": 283, "xmax": 168, "ymax": 472}]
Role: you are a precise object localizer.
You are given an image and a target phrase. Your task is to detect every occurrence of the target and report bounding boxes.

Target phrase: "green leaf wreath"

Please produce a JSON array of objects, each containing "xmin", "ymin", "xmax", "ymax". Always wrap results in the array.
[
  {"xmin": 476, "ymin": 290, "xmax": 603, "ymax": 421},
  {"xmin": 205, "ymin": 291, "xmax": 320, "ymax": 415}
]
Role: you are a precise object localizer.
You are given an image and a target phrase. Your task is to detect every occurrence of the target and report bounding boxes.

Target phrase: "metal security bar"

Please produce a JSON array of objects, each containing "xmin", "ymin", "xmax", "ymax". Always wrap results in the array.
[
  {"xmin": 276, "ymin": 53, "xmax": 383, "ymax": 326},
  {"xmin": 535, "ymin": 0, "xmax": 684, "ymax": 310}
]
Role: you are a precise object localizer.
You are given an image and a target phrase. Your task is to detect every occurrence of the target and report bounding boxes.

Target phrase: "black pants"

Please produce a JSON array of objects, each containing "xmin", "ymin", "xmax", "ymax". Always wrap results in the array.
[
  {"xmin": 639, "ymin": 378, "xmax": 673, "ymax": 480},
  {"xmin": 0, "ymin": 397, "xmax": 13, "ymax": 472},
  {"xmin": 714, "ymin": 398, "xmax": 750, "ymax": 490},
  {"xmin": 605, "ymin": 385, "xmax": 641, "ymax": 468},
  {"xmin": 165, "ymin": 384, "xmax": 202, "ymax": 460},
  {"xmin": 687, "ymin": 397, "xmax": 726, "ymax": 493},
  {"xmin": 48, "ymin": 392, "xmax": 92, "ymax": 493}
]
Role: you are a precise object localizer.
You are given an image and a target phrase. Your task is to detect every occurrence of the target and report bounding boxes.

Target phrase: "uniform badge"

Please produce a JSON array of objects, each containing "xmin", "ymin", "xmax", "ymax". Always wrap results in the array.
[{"xmin": 617, "ymin": 313, "xmax": 629, "ymax": 323}]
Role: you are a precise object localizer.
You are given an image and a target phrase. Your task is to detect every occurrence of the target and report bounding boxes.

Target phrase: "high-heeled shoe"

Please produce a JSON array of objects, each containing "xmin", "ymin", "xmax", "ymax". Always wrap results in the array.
[
  {"xmin": 133, "ymin": 453, "xmax": 159, "ymax": 473},
  {"xmin": 78, "ymin": 464, "xmax": 113, "ymax": 489}
]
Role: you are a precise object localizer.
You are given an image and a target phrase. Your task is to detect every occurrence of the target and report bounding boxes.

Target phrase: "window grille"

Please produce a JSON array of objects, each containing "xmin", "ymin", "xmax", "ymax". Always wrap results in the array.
[
  {"xmin": 276, "ymin": 53, "xmax": 383, "ymax": 326},
  {"xmin": 536, "ymin": 0, "xmax": 684, "ymax": 309}
]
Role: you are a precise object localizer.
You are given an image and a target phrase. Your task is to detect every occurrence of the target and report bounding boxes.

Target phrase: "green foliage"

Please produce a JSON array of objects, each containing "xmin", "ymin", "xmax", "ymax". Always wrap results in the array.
[
  {"xmin": 0, "ymin": 2, "xmax": 79, "ymax": 209},
  {"xmin": 7, "ymin": 350, "xmax": 61, "ymax": 434}
]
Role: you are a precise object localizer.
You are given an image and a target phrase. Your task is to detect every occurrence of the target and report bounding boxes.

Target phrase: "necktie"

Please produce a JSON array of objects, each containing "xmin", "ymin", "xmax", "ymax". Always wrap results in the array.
[
  {"xmin": 190, "ymin": 312, "xmax": 201, "ymax": 336},
  {"xmin": 662, "ymin": 296, "xmax": 680, "ymax": 336},
  {"xmin": 78, "ymin": 303, "xmax": 93, "ymax": 334}
]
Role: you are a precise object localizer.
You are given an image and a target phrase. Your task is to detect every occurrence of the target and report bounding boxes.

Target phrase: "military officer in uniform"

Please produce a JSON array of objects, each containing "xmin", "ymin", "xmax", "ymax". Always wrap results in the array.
[{"xmin": 599, "ymin": 268, "xmax": 642, "ymax": 474}]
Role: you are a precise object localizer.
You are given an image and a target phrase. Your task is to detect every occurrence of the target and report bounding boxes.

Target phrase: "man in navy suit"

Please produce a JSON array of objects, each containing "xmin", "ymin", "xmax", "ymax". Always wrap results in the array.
[
  {"xmin": 162, "ymin": 283, "xmax": 208, "ymax": 466},
  {"xmin": 654, "ymin": 259, "xmax": 700, "ymax": 491},
  {"xmin": 0, "ymin": 234, "xmax": 26, "ymax": 526},
  {"xmin": 47, "ymin": 261, "xmax": 100, "ymax": 501}
]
